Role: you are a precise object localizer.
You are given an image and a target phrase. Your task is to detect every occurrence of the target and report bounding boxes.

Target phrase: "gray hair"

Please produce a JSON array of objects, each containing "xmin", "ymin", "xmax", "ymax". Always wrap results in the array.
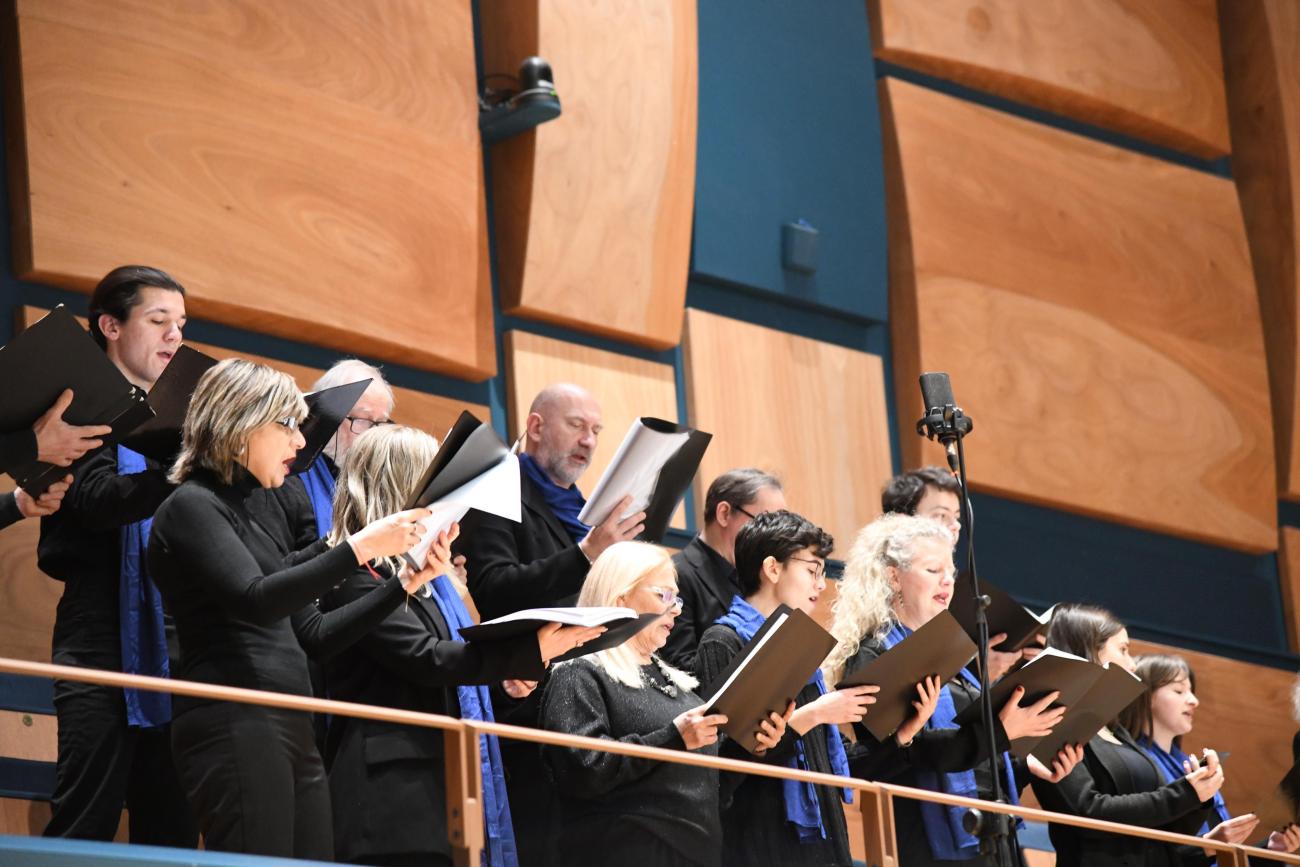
[
  {"xmin": 703, "ymin": 468, "xmax": 782, "ymax": 525},
  {"xmin": 314, "ymin": 358, "xmax": 394, "ymax": 413}
]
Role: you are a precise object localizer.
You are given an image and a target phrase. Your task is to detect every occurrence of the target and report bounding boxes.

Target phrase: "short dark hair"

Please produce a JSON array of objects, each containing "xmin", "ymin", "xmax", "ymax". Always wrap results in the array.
[
  {"xmin": 734, "ymin": 509, "xmax": 833, "ymax": 597},
  {"xmin": 703, "ymin": 468, "xmax": 782, "ymax": 525},
  {"xmin": 1117, "ymin": 654, "xmax": 1194, "ymax": 746},
  {"xmin": 1045, "ymin": 603, "xmax": 1126, "ymax": 664},
  {"xmin": 881, "ymin": 466, "xmax": 960, "ymax": 515},
  {"xmin": 88, "ymin": 266, "xmax": 186, "ymax": 349}
]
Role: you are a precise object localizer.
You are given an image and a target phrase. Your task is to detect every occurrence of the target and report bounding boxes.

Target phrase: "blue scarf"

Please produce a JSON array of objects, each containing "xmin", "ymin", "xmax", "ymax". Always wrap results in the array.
[
  {"xmin": 116, "ymin": 445, "xmax": 170, "ymax": 727},
  {"xmin": 715, "ymin": 596, "xmax": 853, "ymax": 842},
  {"xmin": 883, "ymin": 621, "xmax": 1021, "ymax": 860},
  {"xmin": 298, "ymin": 456, "xmax": 336, "ymax": 539},
  {"xmin": 1137, "ymin": 737, "xmax": 1230, "ymax": 835},
  {"xmin": 518, "ymin": 453, "xmax": 589, "ymax": 544},
  {"xmin": 429, "ymin": 575, "xmax": 518, "ymax": 867}
]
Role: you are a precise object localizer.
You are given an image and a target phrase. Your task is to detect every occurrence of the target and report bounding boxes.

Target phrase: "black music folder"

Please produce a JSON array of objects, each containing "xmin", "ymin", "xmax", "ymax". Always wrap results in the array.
[
  {"xmin": 699, "ymin": 605, "xmax": 836, "ymax": 755},
  {"xmin": 837, "ymin": 610, "xmax": 978, "ymax": 742},
  {"xmin": 0, "ymin": 306, "xmax": 154, "ymax": 493},
  {"xmin": 956, "ymin": 647, "xmax": 1146, "ymax": 764},
  {"xmin": 1255, "ymin": 732, "xmax": 1300, "ymax": 833},
  {"xmin": 459, "ymin": 606, "xmax": 662, "ymax": 663},
  {"xmin": 577, "ymin": 417, "xmax": 712, "ymax": 544},
  {"xmin": 949, "ymin": 573, "xmax": 1055, "ymax": 653},
  {"xmin": 289, "ymin": 378, "xmax": 373, "ymax": 474},
  {"xmin": 119, "ymin": 345, "xmax": 219, "ymax": 464},
  {"xmin": 404, "ymin": 412, "xmax": 510, "ymax": 510}
]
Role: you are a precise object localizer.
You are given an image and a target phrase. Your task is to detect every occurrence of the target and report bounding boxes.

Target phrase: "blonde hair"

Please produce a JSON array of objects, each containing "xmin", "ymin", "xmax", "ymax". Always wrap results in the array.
[
  {"xmin": 170, "ymin": 358, "xmax": 306, "ymax": 485},
  {"xmin": 570, "ymin": 541, "xmax": 697, "ymax": 692},
  {"xmin": 328, "ymin": 425, "xmax": 438, "ymax": 574},
  {"xmin": 823, "ymin": 513, "xmax": 955, "ymax": 683}
]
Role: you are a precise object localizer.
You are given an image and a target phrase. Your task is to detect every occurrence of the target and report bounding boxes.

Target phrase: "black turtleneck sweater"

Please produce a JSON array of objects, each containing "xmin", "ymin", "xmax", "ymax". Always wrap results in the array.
[{"xmin": 147, "ymin": 465, "xmax": 406, "ymax": 716}]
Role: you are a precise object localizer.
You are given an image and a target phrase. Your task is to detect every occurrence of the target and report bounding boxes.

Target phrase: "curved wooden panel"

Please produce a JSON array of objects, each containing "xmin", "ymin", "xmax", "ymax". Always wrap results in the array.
[
  {"xmin": 481, "ymin": 1, "xmax": 696, "ymax": 349},
  {"xmin": 4, "ymin": 0, "xmax": 494, "ymax": 379},
  {"xmin": 1280, "ymin": 527, "xmax": 1300, "ymax": 652},
  {"xmin": 683, "ymin": 309, "xmax": 894, "ymax": 552},
  {"xmin": 868, "ymin": 0, "xmax": 1230, "ymax": 158},
  {"xmin": 882, "ymin": 78, "xmax": 1275, "ymax": 553},
  {"xmin": 504, "ymin": 331, "xmax": 684, "ymax": 529},
  {"xmin": 1221, "ymin": 0, "xmax": 1300, "ymax": 501}
]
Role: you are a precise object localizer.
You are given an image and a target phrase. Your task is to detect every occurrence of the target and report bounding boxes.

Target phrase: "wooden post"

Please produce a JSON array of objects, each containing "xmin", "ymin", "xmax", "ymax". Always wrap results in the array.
[
  {"xmin": 445, "ymin": 725, "xmax": 484, "ymax": 867},
  {"xmin": 858, "ymin": 786, "xmax": 897, "ymax": 867}
]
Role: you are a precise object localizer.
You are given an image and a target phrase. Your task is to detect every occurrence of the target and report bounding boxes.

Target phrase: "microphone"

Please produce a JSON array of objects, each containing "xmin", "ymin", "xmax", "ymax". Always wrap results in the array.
[{"xmin": 915, "ymin": 372, "xmax": 973, "ymax": 471}]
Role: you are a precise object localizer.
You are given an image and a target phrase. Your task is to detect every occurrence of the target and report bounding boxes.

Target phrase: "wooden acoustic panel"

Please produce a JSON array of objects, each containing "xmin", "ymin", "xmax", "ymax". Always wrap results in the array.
[
  {"xmin": 0, "ymin": 798, "xmax": 51, "ymax": 837},
  {"xmin": 504, "ymin": 331, "xmax": 684, "ymax": 530},
  {"xmin": 1128, "ymin": 638, "xmax": 1297, "ymax": 814},
  {"xmin": 683, "ymin": 309, "xmax": 894, "ymax": 553},
  {"xmin": 480, "ymin": 1, "xmax": 697, "ymax": 349},
  {"xmin": 868, "ymin": 0, "xmax": 1231, "ymax": 158},
  {"xmin": 1280, "ymin": 527, "xmax": 1300, "ymax": 652},
  {"xmin": 881, "ymin": 78, "xmax": 1275, "ymax": 553},
  {"xmin": 4, "ymin": 0, "xmax": 495, "ymax": 379},
  {"xmin": 1221, "ymin": 0, "xmax": 1300, "ymax": 501},
  {"xmin": 0, "ymin": 307, "xmax": 490, "ymax": 664}
]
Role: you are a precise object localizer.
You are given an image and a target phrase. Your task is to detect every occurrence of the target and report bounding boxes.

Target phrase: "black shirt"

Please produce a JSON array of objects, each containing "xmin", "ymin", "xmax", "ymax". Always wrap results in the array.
[
  {"xmin": 540, "ymin": 657, "xmax": 722, "ymax": 867},
  {"xmin": 0, "ymin": 428, "xmax": 37, "ymax": 476},
  {"xmin": 38, "ymin": 444, "xmax": 174, "ymax": 666},
  {"xmin": 147, "ymin": 465, "xmax": 406, "ymax": 716},
  {"xmin": 0, "ymin": 493, "xmax": 21, "ymax": 531},
  {"xmin": 662, "ymin": 536, "xmax": 739, "ymax": 672}
]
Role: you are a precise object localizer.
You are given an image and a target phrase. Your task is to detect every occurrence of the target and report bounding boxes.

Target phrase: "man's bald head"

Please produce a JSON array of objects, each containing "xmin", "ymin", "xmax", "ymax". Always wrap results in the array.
[{"xmin": 524, "ymin": 382, "xmax": 602, "ymax": 487}]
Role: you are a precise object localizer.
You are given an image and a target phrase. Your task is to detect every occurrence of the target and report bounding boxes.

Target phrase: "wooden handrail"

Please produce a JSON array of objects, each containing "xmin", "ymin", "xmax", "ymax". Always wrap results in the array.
[{"xmin": 0, "ymin": 656, "xmax": 1295, "ymax": 866}]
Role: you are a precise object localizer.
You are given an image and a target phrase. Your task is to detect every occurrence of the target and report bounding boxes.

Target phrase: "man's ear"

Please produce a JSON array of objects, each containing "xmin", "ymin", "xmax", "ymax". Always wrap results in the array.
[
  {"xmin": 98, "ymin": 313, "xmax": 122, "ymax": 343},
  {"xmin": 524, "ymin": 411, "xmax": 544, "ymax": 443}
]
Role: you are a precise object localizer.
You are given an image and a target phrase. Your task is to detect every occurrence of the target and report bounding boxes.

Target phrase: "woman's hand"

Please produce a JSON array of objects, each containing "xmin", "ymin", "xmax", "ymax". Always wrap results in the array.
[
  {"xmin": 752, "ymin": 704, "xmax": 792, "ymax": 756},
  {"xmin": 348, "ymin": 508, "xmax": 432, "ymax": 564},
  {"xmin": 536, "ymin": 623, "xmax": 607, "ymax": 665},
  {"xmin": 985, "ymin": 633, "xmax": 1021, "ymax": 682},
  {"xmin": 1184, "ymin": 761, "xmax": 1225, "ymax": 803},
  {"xmin": 422, "ymin": 523, "xmax": 460, "ymax": 578},
  {"xmin": 673, "ymin": 706, "xmax": 728, "ymax": 751},
  {"xmin": 1267, "ymin": 823, "xmax": 1300, "ymax": 853},
  {"xmin": 998, "ymin": 686, "xmax": 1065, "ymax": 742},
  {"xmin": 1203, "ymin": 813, "xmax": 1258, "ymax": 855},
  {"xmin": 793, "ymin": 685, "xmax": 880, "ymax": 733},
  {"xmin": 1026, "ymin": 743, "xmax": 1085, "ymax": 782},
  {"xmin": 450, "ymin": 554, "xmax": 469, "ymax": 586},
  {"xmin": 395, "ymin": 526, "xmax": 460, "ymax": 595},
  {"xmin": 501, "ymin": 679, "xmax": 538, "ymax": 699},
  {"xmin": 895, "ymin": 676, "xmax": 942, "ymax": 746}
]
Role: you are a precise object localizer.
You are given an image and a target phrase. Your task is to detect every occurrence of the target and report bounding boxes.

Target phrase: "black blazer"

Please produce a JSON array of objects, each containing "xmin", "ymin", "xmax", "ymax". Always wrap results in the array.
[
  {"xmin": 455, "ymin": 468, "xmax": 591, "ymax": 622},
  {"xmin": 321, "ymin": 567, "xmax": 545, "ymax": 863},
  {"xmin": 660, "ymin": 536, "xmax": 737, "ymax": 672},
  {"xmin": 1032, "ymin": 727, "xmax": 1215, "ymax": 867}
]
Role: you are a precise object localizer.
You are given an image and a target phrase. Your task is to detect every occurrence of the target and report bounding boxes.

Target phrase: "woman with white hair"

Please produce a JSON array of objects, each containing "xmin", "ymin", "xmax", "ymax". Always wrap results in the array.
[
  {"xmin": 824, "ymin": 513, "xmax": 1081, "ymax": 867},
  {"xmin": 321, "ymin": 425, "xmax": 604, "ymax": 867},
  {"xmin": 148, "ymin": 358, "xmax": 452, "ymax": 859},
  {"xmin": 540, "ymin": 541, "xmax": 786, "ymax": 867}
]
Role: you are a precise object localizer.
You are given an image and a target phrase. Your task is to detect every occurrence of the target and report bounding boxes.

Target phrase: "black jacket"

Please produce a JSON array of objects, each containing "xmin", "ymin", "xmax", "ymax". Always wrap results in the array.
[
  {"xmin": 321, "ymin": 564, "xmax": 545, "ymax": 863},
  {"xmin": 455, "ymin": 468, "xmax": 591, "ymax": 623},
  {"xmin": 1032, "ymin": 727, "xmax": 1216, "ymax": 867},
  {"xmin": 661, "ymin": 536, "xmax": 738, "ymax": 672},
  {"xmin": 0, "ymin": 428, "xmax": 36, "ymax": 477}
]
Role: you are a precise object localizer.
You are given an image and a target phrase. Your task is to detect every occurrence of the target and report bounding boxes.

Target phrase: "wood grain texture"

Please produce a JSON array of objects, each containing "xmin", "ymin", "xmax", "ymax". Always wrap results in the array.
[
  {"xmin": 683, "ymin": 309, "xmax": 894, "ymax": 553},
  {"xmin": 504, "ymin": 330, "xmax": 684, "ymax": 529},
  {"xmin": 480, "ymin": 0, "xmax": 697, "ymax": 349},
  {"xmin": 1128, "ymin": 638, "xmax": 1297, "ymax": 815},
  {"xmin": 1280, "ymin": 527, "xmax": 1300, "ymax": 652},
  {"xmin": 881, "ymin": 78, "xmax": 1276, "ymax": 553},
  {"xmin": 4, "ymin": 0, "xmax": 495, "ymax": 379},
  {"xmin": 868, "ymin": 0, "xmax": 1231, "ymax": 158},
  {"xmin": 0, "ymin": 307, "xmax": 490, "ymax": 664},
  {"xmin": 1221, "ymin": 0, "xmax": 1300, "ymax": 502}
]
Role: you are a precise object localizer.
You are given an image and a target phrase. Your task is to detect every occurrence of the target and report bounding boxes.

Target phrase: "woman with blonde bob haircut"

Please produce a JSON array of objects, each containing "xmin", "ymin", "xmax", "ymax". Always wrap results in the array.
[
  {"xmin": 826, "ymin": 513, "xmax": 1080, "ymax": 867},
  {"xmin": 149, "ymin": 358, "xmax": 451, "ymax": 860},
  {"xmin": 321, "ymin": 425, "xmax": 601, "ymax": 867},
  {"xmin": 540, "ymin": 541, "xmax": 786, "ymax": 867}
]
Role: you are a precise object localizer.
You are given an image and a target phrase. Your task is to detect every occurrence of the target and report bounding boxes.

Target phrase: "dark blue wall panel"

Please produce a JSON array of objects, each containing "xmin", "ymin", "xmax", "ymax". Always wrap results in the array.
[{"xmin": 693, "ymin": 0, "xmax": 888, "ymax": 321}]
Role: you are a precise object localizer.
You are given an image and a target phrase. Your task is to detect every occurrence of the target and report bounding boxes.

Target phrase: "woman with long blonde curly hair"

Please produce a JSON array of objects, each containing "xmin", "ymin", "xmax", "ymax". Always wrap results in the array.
[{"xmin": 826, "ymin": 512, "xmax": 1080, "ymax": 867}]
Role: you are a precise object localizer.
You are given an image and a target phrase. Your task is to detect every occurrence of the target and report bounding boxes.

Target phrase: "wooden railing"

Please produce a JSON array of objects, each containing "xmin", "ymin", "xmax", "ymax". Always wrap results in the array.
[{"xmin": 0, "ymin": 656, "xmax": 1294, "ymax": 867}]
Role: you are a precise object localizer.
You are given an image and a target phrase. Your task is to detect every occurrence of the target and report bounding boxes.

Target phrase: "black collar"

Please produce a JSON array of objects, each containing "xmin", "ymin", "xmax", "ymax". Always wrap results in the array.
[
  {"xmin": 683, "ymin": 535, "xmax": 740, "ymax": 609},
  {"xmin": 520, "ymin": 469, "xmax": 577, "ymax": 549}
]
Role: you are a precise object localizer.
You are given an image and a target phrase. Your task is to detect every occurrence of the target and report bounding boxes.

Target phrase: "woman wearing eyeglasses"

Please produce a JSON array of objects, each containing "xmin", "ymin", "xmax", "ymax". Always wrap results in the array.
[
  {"xmin": 540, "ymin": 541, "xmax": 787, "ymax": 867},
  {"xmin": 693, "ymin": 509, "xmax": 876, "ymax": 867},
  {"xmin": 147, "ymin": 359, "xmax": 452, "ymax": 859}
]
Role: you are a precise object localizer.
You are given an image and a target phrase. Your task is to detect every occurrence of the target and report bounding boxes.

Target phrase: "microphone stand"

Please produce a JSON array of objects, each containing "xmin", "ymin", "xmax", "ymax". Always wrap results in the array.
[{"xmin": 918, "ymin": 404, "xmax": 1012, "ymax": 864}]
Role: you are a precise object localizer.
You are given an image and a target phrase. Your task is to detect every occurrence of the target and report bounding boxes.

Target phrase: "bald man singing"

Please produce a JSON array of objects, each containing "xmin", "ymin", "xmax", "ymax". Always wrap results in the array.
[{"xmin": 455, "ymin": 383, "xmax": 644, "ymax": 867}]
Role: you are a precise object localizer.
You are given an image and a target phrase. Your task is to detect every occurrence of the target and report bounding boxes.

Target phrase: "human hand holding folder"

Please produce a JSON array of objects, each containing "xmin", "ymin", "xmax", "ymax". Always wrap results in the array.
[{"xmin": 32, "ymin": 389, "xmax": 112, "ymax": 467}]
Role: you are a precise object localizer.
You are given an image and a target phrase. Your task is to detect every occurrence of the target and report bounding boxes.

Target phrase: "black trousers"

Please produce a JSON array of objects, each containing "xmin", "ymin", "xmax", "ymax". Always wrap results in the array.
[
  {"xmin": 171, "ymin": 702, "xmax": 332, "ymax": 860},
  {"xmin": 44, "ymin": 678, "xmax": 197, "ymax": 846}
]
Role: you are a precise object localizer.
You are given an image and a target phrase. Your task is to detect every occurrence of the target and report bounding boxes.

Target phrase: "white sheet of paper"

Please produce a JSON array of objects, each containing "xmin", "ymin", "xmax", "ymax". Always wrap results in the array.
[
  {"xmin": 578, "ymin": 419, "xmax": 690, "ymax": 527},
  {"xmin": 406, "ymin": 454, "xmax": 522, "ymax": 569}
]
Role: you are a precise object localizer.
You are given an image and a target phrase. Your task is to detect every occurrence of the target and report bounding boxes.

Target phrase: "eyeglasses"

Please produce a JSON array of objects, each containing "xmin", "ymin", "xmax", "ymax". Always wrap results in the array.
[
  {"xmin": 345, "ymin": 416, "xmax": 394, "ymax": 434},
  {"xmin": 274, "ymin": 416, "xmax": 300, "ymax": 433},
  {"xmin": 734, "ymin": 505, "xmax": 758, "ymax": 520},
  {"xmin": 788, "ymin": 555, "xmax": 826, "ymax": 578},
  {"xmin": 648, "ymin": 586, "xmax": 684, "ymax": 610}
]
